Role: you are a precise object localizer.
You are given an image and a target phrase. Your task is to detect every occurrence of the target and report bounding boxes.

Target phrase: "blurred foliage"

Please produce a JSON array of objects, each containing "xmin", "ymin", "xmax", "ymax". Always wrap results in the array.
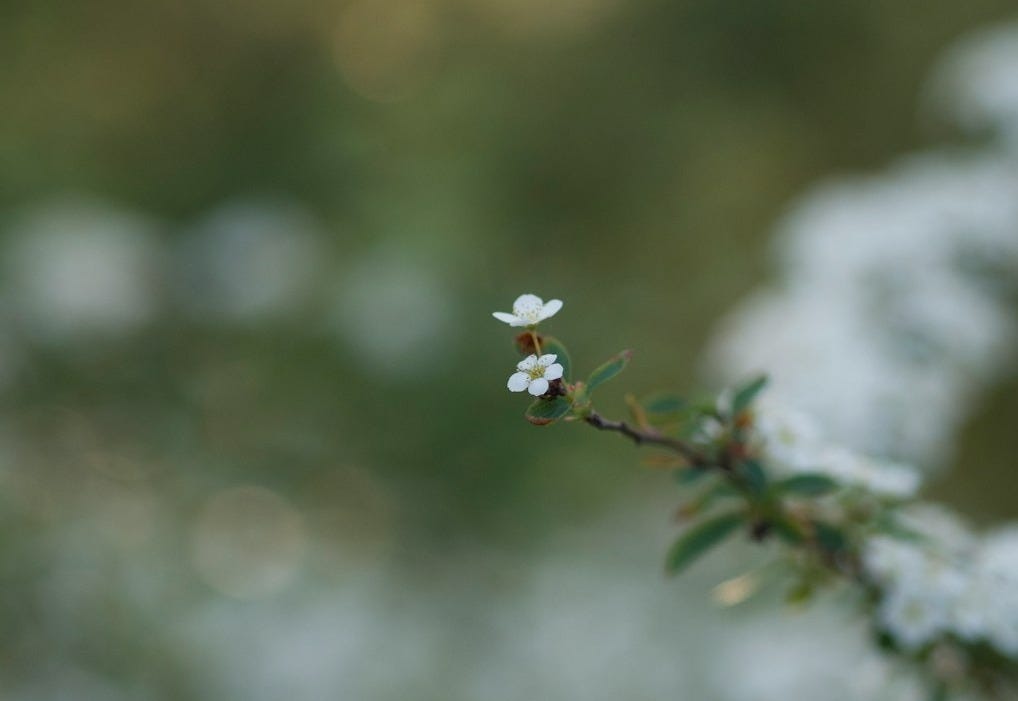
[
  {"xmin": 1, "ymin": 0, "xmax": 1016, "ymax": 548},
  {"xmin": 1, "ymin": 8, "xmax": 1018, "ymax": 698}
]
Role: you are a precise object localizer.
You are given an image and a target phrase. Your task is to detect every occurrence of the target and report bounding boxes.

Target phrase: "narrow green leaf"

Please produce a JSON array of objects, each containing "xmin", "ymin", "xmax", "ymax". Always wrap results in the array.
[
  {"xmin": 665, "ymin": 511, "xmax": 744, "ymax": 575},
  {"xmin": 586, "ymin": 350, "xmax": 633, "ymax": 393},
  {"xmin": 678, "ymin": 481, "xmax": 739, "ymax": 520},
  {"xmin": 775, "ymin": 473, "xmax": 840, "ymax": 497},
  {"xmin": 873, "ymin": 513, "xmax": 926, "ymax": 543},
  {"xmin": 642, "ymin": 393, "xmax": 686, "ymax": 415},
  {"xmin": 731, "ymin": 375, "xmax": 769, "ymax": 416},
  {"xmin": 737, "ymin": 459, "xmax": 768, "ymax": 495},
  {"xmin": 540, "ymin": 336, "xmax": 572, "ymax": 382},
  {"xmin": 524, "ymin": 396, "xmax": 573, "ymax": 426}
]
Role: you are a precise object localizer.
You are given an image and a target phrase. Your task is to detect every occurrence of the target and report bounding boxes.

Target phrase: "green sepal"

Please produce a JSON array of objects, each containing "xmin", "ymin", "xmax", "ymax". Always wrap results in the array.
[{"xmin": 665, "ymin": 511, "xmax": 745, "ymax": 575}]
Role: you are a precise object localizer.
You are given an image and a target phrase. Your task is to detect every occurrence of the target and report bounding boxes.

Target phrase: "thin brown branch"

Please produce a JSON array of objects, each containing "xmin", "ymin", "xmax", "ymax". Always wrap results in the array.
[{"xmin": 583, "ymin": 410, "xmax": 706, "ymax": 466}]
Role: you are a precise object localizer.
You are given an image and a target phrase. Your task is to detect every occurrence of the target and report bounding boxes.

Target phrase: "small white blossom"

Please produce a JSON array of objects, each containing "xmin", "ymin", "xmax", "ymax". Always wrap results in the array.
[
  {"xmin": 493, "ymin": 294, "xmax": 563, "ymax": 327},
  {"xmin": 507, "ymin": 354, "xmax": 564, "ymax": 396}
]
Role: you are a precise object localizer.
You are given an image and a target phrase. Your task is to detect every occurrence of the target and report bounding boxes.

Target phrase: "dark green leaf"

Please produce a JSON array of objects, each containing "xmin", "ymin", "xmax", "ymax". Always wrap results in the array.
[
  {"xmin": 586, "ymin": 350, "xmax": 633, "ymax": 393},
  {"xmin": 665, "ymin": 511, "xmax": 744, "ymax": 575},
  {"xmin": 524, "ymin": 396, "xmax": 573, "ymax": 426},
  {"xmin": 873, "ymin": 513, "xmax": 926, "ymax": 543},
  {"xmin": 775, "ymin": 473, "xmax": 840, "ymax": 497},
  {"xmin": 674, "ymin": 466, "xmax": 711, "ymax": 485},
  {"xmin": 540, "ymin": 336, "xmax": 572, "ymax": 382},
  {"xmin": 731, "ymin": 375, "xmax": 769, "ymax": 416},
  {"xmin": 737, "ymin": 459, "xmax": 768, "ymax": 495},
  {"xmin": 814, "ymin": 521, "xmax": 847, "ymax": 554}
]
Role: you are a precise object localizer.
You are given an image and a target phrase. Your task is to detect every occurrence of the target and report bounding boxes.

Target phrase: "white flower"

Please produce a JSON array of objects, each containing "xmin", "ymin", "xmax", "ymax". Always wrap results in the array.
[
  {"xmin": 493, "ymin": 294, "xmax": 563, "ymax": 327},
  {"xmin": 507, "ymin": 354, "xmax": 564, "ymax": 396}
]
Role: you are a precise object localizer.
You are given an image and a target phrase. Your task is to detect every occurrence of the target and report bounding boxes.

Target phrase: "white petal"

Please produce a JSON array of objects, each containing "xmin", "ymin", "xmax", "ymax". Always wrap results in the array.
[
  {"xmin": 537, "ymin": 353, "xmax": 557, "ymax": 366},
  {"xmin": 512, "ymin": 294, "xmax": 544, "ymax": 324},
  {"xmin": 492, "ymin": 311, "xmax": 519, "ymax": 325},
  {"xmin": 544, "ymin": 363, "xmax": 563, "ymax": 380},
  {"xmin": 517, "ymin": 355, "xmax": 538, "ymax": 371},
  {"xmin": 513, "ymin": 293, "xmax": 543, "ymax": 309},
  {"xmin": 527, "ymin": 378, "xmax": 549, "ymax": 396},
  {"xmin": 539, "ymin": 299, "xmax": 563, "ymax": 320},
  {"xmin": 507, "ymin": 372, "xmax": 530, "ymax": 392}
]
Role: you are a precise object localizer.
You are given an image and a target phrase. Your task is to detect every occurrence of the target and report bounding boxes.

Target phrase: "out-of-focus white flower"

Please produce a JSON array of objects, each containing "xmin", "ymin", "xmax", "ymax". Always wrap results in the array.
[
  {"xmin": 866, "ymin": 540, "xmax": 965, "ymax": 651},
  {"xmin": 953, "ymin": 528, "xmax": 1018, "ymax": 654},
  {"xmin": 707, "ymin": 153, "xmax": 1018, "ymax": 471},
  {"xmin": 493, "ymin": 294, "xmax": 563, "ymax": 327},
  {"xmin": 926, "ymin": 22, "xmax": 1018, "ymax": 150},
  {"xmin": 331, "ymin": 251, "xmax": 457, "ymax": 379},
  {"xmin": 878, "ymin": 581, "xmax": 955, "ymax": 652},
  {"xmin": 814, "ymin": 448, "xmax": 921, "ymax": 499},
  {"xmin": 859, "ymin": 506, "xmax": 1009, "ymax": 655},
  {"xmin": 176, "ymin": 198, "xmax": 325, "ymax": 323},
  {"xmin": 752, "ymin": 400, "xmax": 922, "ymax": 498},
  {"xmin": 3, "ymin": 197, "xmax": 163, "ymax": 342},
  {"xmin": 507, "ymin": 354, "xmax": 564, "ymax": 396}
]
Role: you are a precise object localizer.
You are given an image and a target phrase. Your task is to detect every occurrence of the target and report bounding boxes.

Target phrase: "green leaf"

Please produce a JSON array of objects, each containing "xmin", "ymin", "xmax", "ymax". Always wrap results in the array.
[
  {"xmin": 642, "ymin": 393, "xmax": 686, "ymax": 415},
  {"xmin": 737, "ymin": 459, "xmax": 768, "ymax": 495},
  {"xmin": 570, "ymin": 381, "xmax": 589, "ymax": 412},
  {"xmin": 677, "ymin": 481, "xmax": 739, "ymax": 520},
  {"xmin": 586, "ymin": 350, "xmax": 633, "ymax": 393},
  {"xmin": 772, "ymin": 518, "xmax": 806, "ymax": 546},
  {"xmin": 873, "ymin": 513, "xmax": 926, "ymax": 543},
  {"xmin": 674, "ymin": 466, "xmax": 711, "ymax": 485},
  {"xmin": 525, "ymin": 396, "xmax": 573, "ymax": 426},
  {"xmin": 540, "ymin": 336, "xmax": 572, "ymax": 382},
  {"xmin": 665, "ymin": 511, "xmax": 744, "ymax": 575},
  {"xmin": 814, "ymin": 521, "xmax": 847, "ymax": 554},
  {"xmin": 775, "ymin": 473, "xmax": 840, "ymax": 497},
  {"xmin": 785, "ymin": 579, "xmax": 815, "ymax": 605},
  {"xmin": 731, "ymin": 375, "xmax": 769, "ymax": 416}
]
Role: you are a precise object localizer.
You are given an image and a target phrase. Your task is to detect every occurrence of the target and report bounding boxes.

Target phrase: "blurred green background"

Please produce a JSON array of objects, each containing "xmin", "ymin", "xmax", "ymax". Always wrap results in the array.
[{"xmin": 1, "ymin": 0, "xmax": 1017, "ymax": 698}]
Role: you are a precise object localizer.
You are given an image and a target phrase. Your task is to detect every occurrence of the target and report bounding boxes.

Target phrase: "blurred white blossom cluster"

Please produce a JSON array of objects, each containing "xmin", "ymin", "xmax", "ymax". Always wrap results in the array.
[
  {"xmin": 708, "ymin": 19, "xmax": 1018, "ymax": 695},
  {"xmin": 0, "ymin": 195, "xmax": 458, "ymax": 379},
  {"xmin": 864, "ymin": 510, "xmax": 1018, "ymax": 657},
  {"xmin": 709, "ymin": 23, "xmax": 1018, "ymax": 469},
  {"xmin": 709, "ymin": 153, "xmax": 1018, "ymax": 469},
  {"xmin": 927, "ymin": 22, "xmax": 1018, "ymax": 153},
  {"xmin": 753, "ymin": 399, "xmax": 922, "ymax": 499}
]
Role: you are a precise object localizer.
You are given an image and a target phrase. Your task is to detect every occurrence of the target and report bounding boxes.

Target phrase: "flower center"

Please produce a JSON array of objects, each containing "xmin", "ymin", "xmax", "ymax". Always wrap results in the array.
[
  {"xmin": 513, "ymin": 301, "xmax": 543, "ymax": 323},
  {"xmin": 526, "ymin": 365, "xmax": 546, "ymax": 380}
]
